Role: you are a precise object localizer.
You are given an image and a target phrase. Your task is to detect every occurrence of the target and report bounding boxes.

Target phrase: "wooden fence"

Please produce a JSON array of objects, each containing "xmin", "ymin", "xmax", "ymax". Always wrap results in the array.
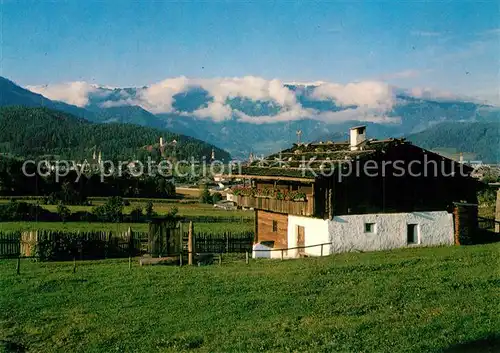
[
  {"xmin": 0, "ymin": 229, "xmax": 255, "ymax": 260},
  {"xmin": 0, "ymin": 230, "xmax": 149, "ymax": 260},
  {"xmin": 478, "ymin": 216, "xmax": 499, "ymax": 231},
  {"xmin": 183, "ymin": 231, "xmax": 254, "ymax": 254},
  {"xmin": 181, "ymin": 216, "xmax": 253, "ymax": 223},
  {"xmin": 0, "ymin": 232, "xmax": 21, "ymax": 258}
]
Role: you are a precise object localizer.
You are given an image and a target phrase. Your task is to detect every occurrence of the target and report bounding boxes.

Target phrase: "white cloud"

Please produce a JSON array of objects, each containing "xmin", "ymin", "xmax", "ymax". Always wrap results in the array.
[
  {"xmin": 407, "ymin": 87, "xmax": 462, "ymax": 101},
  {"xmin": 310, "ymin": 81, "xmax": 396, "ymax": 110},
  {"xmin": 235, "ymin": 105, "xmax": 314, "ymax": 124},
  {"xmin": 315, "ymin": 107, "xmax": 401, "ymax": 124},
  {"xmin": 196, "ymin": 76, "xmax": 297, "ymax": 107},
  {"xmin": 180, "ymin": 76, "xmax": 300, "ymax": 121},
  {"xmin": 138, "ymin": 76, "xmax": 190, "ymax": 113},
  {"xmin": 191, "ymin": 101, "xmax": 233, "ymax": 121},
  {"xmin": 26, "ymin": 81, "xmax": 98, "ymax": 107},
  {"xmin": 99, "ymin": 99, "xmax": 139, "ymax": 108},
  {"xmin": 26, "ymin": 75, "xmax": 486, "ymax": 124}
]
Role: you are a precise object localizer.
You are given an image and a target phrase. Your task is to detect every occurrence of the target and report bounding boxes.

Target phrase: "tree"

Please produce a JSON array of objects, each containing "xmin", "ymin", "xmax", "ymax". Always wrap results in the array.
[
  {"xmin": 106, "ymin": 196, "xmax": 124, "ymax": 223},
  {"xmin": 145, "ymin": 200, "xmax": 154, "ymax": 219},
  {"xmin": 130, "ymin": 205, "xmax": 143, "ymax": 222},
  {"xmin": 91, "ymin": 196, "xmax": 124, "ymax": 222},
  {"xmin": 212, "ymin": 192, "xmax": 223, "ymax": 204},
  {"xmin": 167, "ymin": 206, "xmax": 178, "ymax": 217},
  {"xmin": 200, "ymin": 184, "xmax": 212, "ymax": 204},
  {"xmin": 57, "ymin": 202, "xmax": 71, "ymax": 223}
]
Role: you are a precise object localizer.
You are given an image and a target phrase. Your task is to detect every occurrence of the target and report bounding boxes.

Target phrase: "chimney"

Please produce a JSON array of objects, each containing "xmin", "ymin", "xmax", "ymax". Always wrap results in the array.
[{"xmin": 349, "ymin": 125, "xmax": 367, "ymax": 151}]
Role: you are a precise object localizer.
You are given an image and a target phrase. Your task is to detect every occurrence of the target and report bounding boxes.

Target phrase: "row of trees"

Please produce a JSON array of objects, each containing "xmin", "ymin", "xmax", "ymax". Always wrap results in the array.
[
  {"xmin": 0, "ymin": 198, "xmax": 179, "ymax": 223},
  {"xmin": 0, "ymin": 157, "xmax": 176, "ymax": 204}
]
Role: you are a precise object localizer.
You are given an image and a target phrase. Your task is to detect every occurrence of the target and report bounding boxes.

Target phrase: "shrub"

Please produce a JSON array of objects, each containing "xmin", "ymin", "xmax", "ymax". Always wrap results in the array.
[
  {"xmin": 167, "ymin": 206, "xmax": 178, "ymax": 217},
  {"xmin": 91, "ymin": 196, "xmax": 124, "ymax": 222},
  {"xmin": 212, "ymin": 192, "xmax": 223, "ymax": 204},
  {"xmin": 145, "ymin": 200, "xmax": 155, "ymax": 219},
  {"xmin": 56, "ymin": 202, "xmax": 71, "ymax": 223},
  {"xmin": 130, "ymin": 205, "xmax": 143, "ymax": 222},
  {"xmin": 200, "ymin": 184, "xmax": 212, "ymax": 204}
]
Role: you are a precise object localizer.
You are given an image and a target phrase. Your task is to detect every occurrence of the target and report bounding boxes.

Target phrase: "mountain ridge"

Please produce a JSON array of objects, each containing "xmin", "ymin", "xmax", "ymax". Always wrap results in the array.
[
  {"xmin": 0, "ymin": 106, "xmax": 231, "ymax": 162},
  {"xmin": 1, "ymin": 76, "xmax": 498, "ymax": 159}
]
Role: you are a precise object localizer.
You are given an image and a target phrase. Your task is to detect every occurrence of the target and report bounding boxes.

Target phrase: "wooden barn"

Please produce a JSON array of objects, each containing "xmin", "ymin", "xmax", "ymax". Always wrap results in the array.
[{"xmin": 229, "ymin": 126, "xmax": 479, "ymax": 258}]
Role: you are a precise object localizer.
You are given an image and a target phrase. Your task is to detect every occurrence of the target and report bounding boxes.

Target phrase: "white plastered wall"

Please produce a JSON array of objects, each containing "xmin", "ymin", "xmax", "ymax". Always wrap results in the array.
[
  {"xmin": 287, "ymin": 215, "xmax": 329, "ymax": 257},
  {"xmin": 287, "ymin": 211, "xmax": 454, "ymax": 257}
]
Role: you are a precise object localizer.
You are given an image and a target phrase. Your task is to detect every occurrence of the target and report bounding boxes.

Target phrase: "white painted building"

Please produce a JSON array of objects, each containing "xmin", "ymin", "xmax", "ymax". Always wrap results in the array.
[
  {"xmin": 236, "ymin": 125, "xmax": 477, "ymax": 259},
  {"xmin": 285, "ymin": 211, "xmax": 454, "ymax": 258}
]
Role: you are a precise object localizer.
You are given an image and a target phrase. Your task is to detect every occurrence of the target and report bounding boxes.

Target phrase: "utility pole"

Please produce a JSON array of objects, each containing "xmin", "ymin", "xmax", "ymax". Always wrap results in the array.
[{"xmin": 296, "ymin": 130, "xmax": 302, "ymax": 144}]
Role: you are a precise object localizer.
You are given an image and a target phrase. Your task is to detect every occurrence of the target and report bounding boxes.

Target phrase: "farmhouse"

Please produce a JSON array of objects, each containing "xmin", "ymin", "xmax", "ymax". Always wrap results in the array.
[{"xmin": 228, "ymin": 126, "xmax": 479, "ymax": 258}]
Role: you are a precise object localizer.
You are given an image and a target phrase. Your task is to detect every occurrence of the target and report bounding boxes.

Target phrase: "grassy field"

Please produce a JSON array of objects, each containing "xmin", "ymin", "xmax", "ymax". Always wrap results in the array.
[
  {"xmin": 0, "ymin": 221, "xmax": 253, "ymax": 233},
  {"xmin": 0, "ymin": 199, "xmax": 252, "ymax": 218},
  {"xmin": 0, "ymin": 244, "xmax": 499, "ymax": 352},
  {"xmin": 0, "ymin": 198, "xmax": 254, "ymax": 234}
]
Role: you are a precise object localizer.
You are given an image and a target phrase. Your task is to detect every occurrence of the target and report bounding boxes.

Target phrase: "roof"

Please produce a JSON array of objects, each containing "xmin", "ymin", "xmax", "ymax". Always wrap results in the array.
[{"xmin": 239, "ymin": 138, "xmax": 405, "ymax": 179}]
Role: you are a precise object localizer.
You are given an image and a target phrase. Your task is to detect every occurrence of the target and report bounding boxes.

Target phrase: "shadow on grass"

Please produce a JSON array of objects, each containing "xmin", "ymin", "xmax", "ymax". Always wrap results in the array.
[
  {"xmin": 441, "ymin": 335, "xmax": 500, "ymax": 353},
  {"xmin": 0, "ymin": 339, "xmax": 25, "ymax": 353}
]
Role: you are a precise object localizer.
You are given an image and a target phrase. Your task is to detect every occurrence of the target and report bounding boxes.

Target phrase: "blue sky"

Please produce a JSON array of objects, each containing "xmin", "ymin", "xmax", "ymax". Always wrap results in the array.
[{"xmin": 1, "ymin": 1, "xmax": 499, "ymax": 102}]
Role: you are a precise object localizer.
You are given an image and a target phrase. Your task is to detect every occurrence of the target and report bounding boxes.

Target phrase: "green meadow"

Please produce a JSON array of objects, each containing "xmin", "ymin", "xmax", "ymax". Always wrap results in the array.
[{"xmin": 0, "ymin": 243, "xmax": 499, "ymax": 352}]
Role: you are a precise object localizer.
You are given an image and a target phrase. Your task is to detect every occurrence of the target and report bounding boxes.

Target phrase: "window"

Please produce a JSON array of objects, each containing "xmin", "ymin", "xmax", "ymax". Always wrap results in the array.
[
  {"xmin": 261, "ymin": 241, "xmax": 275, "ymax": 248},
  {"xmin": 291, "ymin": 184, "xmax": 299, "ymax": 191},
  {"xmin": 272, "ymin": 220, "xmax": 278, "ymax": 232},
  {"xmin": 407, "ymin": 224, "xmax": 418, "ymax": 244},
  {"xmin": 364, "ymin": 223, "xmax": 376, "ymax": 233}
]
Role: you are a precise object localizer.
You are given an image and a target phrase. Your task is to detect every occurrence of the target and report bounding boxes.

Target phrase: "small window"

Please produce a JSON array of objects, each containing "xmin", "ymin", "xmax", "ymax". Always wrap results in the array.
[
  {"xmin": 407, "ymin": 224, "xmax": 418, "ymax": 244},
  {"xmin": 260, "ymin": 241, "xmax": 275, "ymax": 248},
  {"xmin": 291, "ymin": 184, "xmax": 299, "ymax": 191},
  {"xmin": 272, "ymin": 220, "xmax": 278, "ymax": 232},
  {"xmin": 364, "ymin": 223, "xmax": 376, "ymax": 233}
]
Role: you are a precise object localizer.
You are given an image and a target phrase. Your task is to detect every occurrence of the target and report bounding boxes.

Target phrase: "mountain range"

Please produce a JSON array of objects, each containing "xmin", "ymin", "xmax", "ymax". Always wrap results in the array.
[{"xmin": 1, "ymin": 76, "xmax": 498, "ymax": 162}]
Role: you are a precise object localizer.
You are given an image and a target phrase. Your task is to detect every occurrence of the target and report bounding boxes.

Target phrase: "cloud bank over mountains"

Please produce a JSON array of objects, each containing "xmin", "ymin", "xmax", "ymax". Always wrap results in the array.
[{"xmin": 26, "ymin": 76, "xmax": 480, "ymax": 125}]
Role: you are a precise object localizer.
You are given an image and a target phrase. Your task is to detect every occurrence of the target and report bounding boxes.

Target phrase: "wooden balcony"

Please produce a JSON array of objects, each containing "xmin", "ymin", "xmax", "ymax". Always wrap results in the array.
[{"xmin": 236, "ymin": 195, "xmax": 314, "ymax": 216}]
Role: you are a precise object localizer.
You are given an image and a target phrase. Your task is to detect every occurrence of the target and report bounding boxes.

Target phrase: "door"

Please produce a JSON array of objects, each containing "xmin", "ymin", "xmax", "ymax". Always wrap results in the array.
[{"xmin": 297, "ymin": 226, "xmax": 305, "ymax": 255}]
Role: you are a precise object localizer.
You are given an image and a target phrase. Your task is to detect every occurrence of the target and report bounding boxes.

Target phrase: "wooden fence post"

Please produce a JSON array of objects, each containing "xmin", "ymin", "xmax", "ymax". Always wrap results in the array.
[
  {"xmin": 129, "ymin": 256, "xmax": 132, "ymax": 270},
  {"xmin": 16, "ymin": 256, "xmax": 20, "ymax": 275},
  {"xmin": 245, "ymin": 251, "xmax": 249, "ymax": 265},
  {"xmin": 188, "ymin": 221, "xmax": 194, "ymax": 266},
  {"xmin": 281, "ymin": 249, "xmax": 284, "ymax": 261},
  {"xmin": 219, "ymin": 253, "xmax": 222, "ymax": 266},
  {"xmin": 495, "ymin": 189, "xmax": 500, "ymax": 233},
  {"xmin": 73, "ymin": 257, "xmax": 76, "ymax": 273},
  {"xmin": 321, "ymin": 244, "xmax": 324, "ymax": 257}
]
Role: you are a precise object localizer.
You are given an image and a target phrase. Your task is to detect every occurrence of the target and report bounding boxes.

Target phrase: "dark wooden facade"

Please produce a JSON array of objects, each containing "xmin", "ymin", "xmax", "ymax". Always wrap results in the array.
[
  {"xmin": 329, "ymin": 144, "xmax": 477, "ymax": 216},
  {"xmin": 255, "ymin": 210, "xmax": 288, "ymax": 248}
]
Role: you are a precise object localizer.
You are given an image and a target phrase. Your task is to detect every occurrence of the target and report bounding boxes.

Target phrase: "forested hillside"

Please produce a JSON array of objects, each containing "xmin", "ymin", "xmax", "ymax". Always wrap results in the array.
[
  {"xmin": 0, "ymin": 106, "xmax": 230, "ymax": 161},
  {"xmin": 407, "ymin": 122, "xmax": 499, "ymax": 163}
]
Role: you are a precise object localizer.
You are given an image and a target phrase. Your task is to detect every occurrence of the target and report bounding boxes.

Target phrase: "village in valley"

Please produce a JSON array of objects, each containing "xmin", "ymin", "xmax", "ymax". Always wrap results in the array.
[{"xmin": 1, "ymin": 1, "xmax": 499, "ymax": 352}]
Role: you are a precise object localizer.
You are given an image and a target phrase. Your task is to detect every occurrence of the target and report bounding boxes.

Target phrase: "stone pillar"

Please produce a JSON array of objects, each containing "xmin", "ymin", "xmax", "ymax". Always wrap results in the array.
[{"xmin": 453, "ymin": 203, "xmax": 478, "ymax": 245}]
